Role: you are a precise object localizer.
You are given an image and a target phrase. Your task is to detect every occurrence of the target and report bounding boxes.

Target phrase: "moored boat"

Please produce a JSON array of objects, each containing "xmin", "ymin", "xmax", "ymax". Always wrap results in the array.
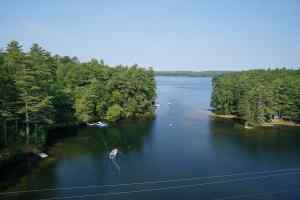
[
  {"xmin": 87, "ymin": 121, "xmax": 107, "ymax": 128},
  {"xmin": 95, "ymin": 121, "xmax": 107, "ymax": 127},
  {"xmin": 38, "ymin": 152, "xmax": 48, "ymax": 159},
  {"xmin": 109, "ymin": 148, "xmax": 118, "ymax": 159}
]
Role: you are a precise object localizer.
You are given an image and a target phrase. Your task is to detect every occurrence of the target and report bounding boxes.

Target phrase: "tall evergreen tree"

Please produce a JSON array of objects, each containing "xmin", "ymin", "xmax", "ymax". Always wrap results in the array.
[
  {"xmin": 0, "ymin": 41, "xmax": 24, "ymax": 145},
  {"xmin": 17, "ymin": 44, "xmax": 55, "ymax": 144}
]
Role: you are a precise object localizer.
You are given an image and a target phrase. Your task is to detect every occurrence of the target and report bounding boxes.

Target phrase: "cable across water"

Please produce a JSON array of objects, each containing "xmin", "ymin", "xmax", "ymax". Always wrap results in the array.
[
  {"xmin": 215, "ymin": 187, "xmax": 300, "ymax": 200},
  {"xmin": 1, "ymin": 167, "xmax": 300, "ymax": 196},
  {"xmin": 38, "ymin": 170, "xmax": 300, "ymax": 200}
]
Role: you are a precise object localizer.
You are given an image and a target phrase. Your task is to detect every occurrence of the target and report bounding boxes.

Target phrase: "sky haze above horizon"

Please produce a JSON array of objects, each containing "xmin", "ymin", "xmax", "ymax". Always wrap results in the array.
[{"xmin": 1, "ymin": 0, "xmax": 300, "ymax": 71}]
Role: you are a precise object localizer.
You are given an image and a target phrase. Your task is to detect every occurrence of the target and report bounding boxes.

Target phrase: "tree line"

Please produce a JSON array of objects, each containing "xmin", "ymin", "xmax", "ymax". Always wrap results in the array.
[
  {"xmin": 211, "ymin": 69, "xmax": 300, "ymax": 126},
  {"xmin": 0, "ymin": 41, "xmax": 156, "ymax": 148}
]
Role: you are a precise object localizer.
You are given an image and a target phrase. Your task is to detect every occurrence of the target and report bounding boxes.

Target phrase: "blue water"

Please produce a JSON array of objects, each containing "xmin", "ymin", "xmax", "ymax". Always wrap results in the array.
[{"xmin": 3, "ymin": 77, "xmax": 300, "ymax": 200}]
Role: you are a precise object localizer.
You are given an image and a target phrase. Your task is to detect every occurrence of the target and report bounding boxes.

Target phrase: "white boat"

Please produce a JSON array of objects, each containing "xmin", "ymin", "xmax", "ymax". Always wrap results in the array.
[
  {"xmin": 95, "ymin": 121, "xmax": 107, "ymax": 127},
  {"xmin": 109, "ymin": 148, "xmax": 118, "ymax": 159},
  {"xmin": 87, "ymin": 122, "xmax": 96, "ymax": 126},
  {"xmin": 38, "ymin": 152, "xmax": 48, "ymax": 159},
  {"xmin": 155, "ymin": 104, "xmax": 160, "ymax": 107},
  {"xmin": 168, "ymin": 102, "xmax": 172, "ymax": 105},
  {"xmin": 87, "ymin": 121, "xmax": 107, "ymax": 128}
]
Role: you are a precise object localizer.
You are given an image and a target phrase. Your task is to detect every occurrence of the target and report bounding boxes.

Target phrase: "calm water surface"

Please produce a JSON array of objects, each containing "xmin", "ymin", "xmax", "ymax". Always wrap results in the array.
[{"xmin": 3, "ymin": 77, "xmax": 300, "ymax": 200}]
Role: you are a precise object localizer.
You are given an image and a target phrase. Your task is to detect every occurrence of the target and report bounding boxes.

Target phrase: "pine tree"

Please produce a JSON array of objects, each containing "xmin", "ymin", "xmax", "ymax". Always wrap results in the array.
[
  {"xmin": 17, "ymin": 44, "xmax": 55, "ymax": 144},
  {"xmin": 0, "ymin": 41, "xmax": 24, "ymax": 145}
]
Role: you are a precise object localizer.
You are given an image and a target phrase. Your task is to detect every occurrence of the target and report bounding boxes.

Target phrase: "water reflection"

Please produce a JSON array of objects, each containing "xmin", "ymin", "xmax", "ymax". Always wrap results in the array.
[
  {"xmin": 51, "ymin": 118, "xmax": 155, "ymax": 158},
  {"xmin": 3, "ymin": 118, "xmax": 155, "ymax": 200},
  {"xmin": 209, "ymin": 117, "xmax": 300, "ymax": 169}
]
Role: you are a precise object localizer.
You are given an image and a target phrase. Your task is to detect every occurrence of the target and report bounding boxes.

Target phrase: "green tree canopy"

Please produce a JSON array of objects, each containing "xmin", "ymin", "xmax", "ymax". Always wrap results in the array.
[{"xmin": 211, "ymin": 69, "xmax": 300, "ymax": 126}]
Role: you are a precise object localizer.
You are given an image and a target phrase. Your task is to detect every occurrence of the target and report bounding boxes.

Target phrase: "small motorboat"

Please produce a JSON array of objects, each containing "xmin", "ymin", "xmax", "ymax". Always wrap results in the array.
[
  {"xmin": 109, "ymin": 148, "xmax": 118, "ymax": 159},
  {"xmin": 155, "ymin": 104, "xmax": 160, "ymax": 107},
  {"xmin": 168, "ymin": 102, "xmax": 172, "ymax": 105},
  {"xmin": 38, "ymin": 152, "xmax": 48, "ymax": 159},
  {"xmin": 87, "ymin": 121, "xmax": 107, "ymax": 128},
  {"xmin": 95, "ymin": 121, "xmax": 107, "ymax": 127}
]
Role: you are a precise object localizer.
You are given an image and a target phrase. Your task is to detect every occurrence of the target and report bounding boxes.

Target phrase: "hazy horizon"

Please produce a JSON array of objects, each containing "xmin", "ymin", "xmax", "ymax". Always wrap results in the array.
[{"xmin": 1, "ymin": 0, "xmax": 300, "ymax": 71}]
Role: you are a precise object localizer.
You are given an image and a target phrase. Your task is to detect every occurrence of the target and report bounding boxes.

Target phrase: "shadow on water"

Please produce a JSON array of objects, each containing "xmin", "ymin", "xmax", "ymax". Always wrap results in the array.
[
  {"xmin": 0, "ymin": 118, "xmax": 156, "ymax": 198},
  {"xmin": 209, "ymin": 117, "xmax": 300, "ymax": 169},
  {"xmin": 45, "ymin": 117, "xmax": 156, "ymax": 158}
]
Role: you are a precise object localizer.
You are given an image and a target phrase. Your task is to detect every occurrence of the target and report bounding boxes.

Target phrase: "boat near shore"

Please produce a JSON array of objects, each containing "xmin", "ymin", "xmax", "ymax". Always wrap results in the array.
[
  {"xmin": 87, "ymin": 121, "xmax": 108, "ymax": 128},
  {"xmin": 38, "ymin": 152, "xmax": 48, "ymax": 159}
]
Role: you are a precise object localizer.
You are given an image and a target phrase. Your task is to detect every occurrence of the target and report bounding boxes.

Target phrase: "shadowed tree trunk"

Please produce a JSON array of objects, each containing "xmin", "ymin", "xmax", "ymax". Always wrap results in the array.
[
  {"xmin": 3, "ymin": 120, "xmax": 7, "ymax": 146},
  {"xmin": 15, "ymin": 119, "xmax": 18, "ymax": 135},
  {"xmin": 25, "ymin": 102, "xmax": 30, "ymax": 145}
]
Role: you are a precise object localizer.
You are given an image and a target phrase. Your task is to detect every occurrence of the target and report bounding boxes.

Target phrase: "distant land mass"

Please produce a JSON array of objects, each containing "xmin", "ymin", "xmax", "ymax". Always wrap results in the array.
[{"xmin": 155, "ymin": 70, "xmax": 236, "ymax": 77}]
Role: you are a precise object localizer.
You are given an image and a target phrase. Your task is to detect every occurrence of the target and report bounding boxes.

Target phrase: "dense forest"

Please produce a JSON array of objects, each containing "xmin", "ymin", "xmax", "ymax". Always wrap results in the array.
[
  {"xmin": 0, "ymin": 41, "xmax": 156, "ymax": 149},
  {"xmin": 211, "ymin": 69, "xmax": 300, "ymax": 127},
  {"xmin": 155, "ymin": 70, "xmax": 234, "ymax": 77}
]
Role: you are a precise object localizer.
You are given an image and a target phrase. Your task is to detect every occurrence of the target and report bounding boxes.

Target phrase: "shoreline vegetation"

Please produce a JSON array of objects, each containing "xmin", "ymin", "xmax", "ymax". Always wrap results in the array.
[
  {"xmin": 210, "ymin": 69, "xmax": 300, "ymax": 129},
  {"xmin": 0, "ymin": 40, "xmax": 157, "ymax": 187},
  {"xmin": 155, "ymin": 70, "xmax": 235, "ymax": 77},
  {"xmin": 210, "ymin": 112, "xmax": 300, "ymax": 128}
]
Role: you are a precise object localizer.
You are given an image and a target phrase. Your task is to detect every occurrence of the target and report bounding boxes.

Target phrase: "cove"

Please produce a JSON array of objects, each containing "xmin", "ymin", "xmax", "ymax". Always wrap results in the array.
[{"xmin": 2, "ymin": 77, "xmax": 300, "ymax": 200}]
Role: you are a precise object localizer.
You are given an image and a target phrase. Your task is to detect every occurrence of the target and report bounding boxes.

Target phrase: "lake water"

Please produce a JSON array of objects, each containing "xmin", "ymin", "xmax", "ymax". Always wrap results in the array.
[{"xmin": 3, "ymin": 77, "xmax": 300, "ymax": 200}]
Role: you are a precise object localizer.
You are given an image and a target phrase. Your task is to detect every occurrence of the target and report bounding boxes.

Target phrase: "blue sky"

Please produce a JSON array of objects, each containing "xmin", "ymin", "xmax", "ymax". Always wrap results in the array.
[{"xmin": 1, "ymin": 0, "xmax": 300, "ymax": 70}]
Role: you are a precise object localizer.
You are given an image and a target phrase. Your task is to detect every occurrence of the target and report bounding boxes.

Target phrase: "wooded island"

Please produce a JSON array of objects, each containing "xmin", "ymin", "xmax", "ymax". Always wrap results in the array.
[
  {"xmin": 211, "ymin": 69, "xmax": 300, "ymax": 128},
  {"xmin": 0, "ymin": 41, "xmax": 156, "ymax": 149}
]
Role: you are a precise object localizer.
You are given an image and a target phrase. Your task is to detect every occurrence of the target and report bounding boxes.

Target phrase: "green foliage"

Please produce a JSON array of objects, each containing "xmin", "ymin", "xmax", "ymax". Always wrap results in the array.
[
  {"xmin": 211, "ymin": 69, "xmax": 300, "ymax": 125},
  {"xmin": 0, "ymin": 41, "xmax": 156, "ymax": 148},
  {"xmin": 106, "ymin": 104, "xmax": 123, "ymax": 122}
]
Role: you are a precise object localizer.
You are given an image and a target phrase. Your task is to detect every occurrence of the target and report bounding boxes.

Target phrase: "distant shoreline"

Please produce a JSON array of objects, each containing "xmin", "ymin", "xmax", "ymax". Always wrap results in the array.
[
  {"xmin": 210, "ymin": 112, "xmax": 300, "ymax": 128},
  {"xmin": 155, "ymin": 71, "xmax": 235, "ymax": 77}
]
